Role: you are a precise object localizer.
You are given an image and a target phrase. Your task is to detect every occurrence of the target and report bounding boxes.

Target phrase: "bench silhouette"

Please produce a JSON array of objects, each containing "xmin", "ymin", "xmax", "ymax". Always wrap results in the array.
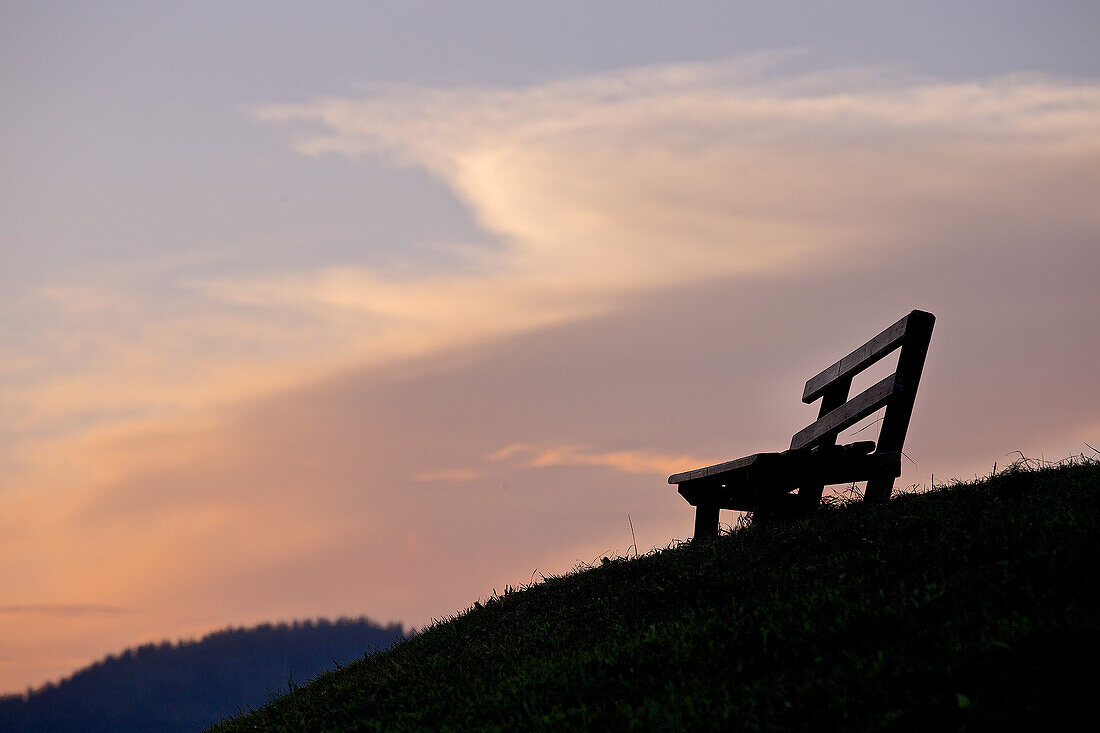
[{"xmin": 670, "ymin": 310, "xmax": 935, "ymax": 539}]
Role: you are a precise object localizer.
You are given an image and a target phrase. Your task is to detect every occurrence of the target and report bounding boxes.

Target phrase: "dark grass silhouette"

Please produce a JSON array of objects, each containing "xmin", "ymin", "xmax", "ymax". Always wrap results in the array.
[
  {"xmin": 211, "ymin": 459, "xmax": 1099, "ymax": 731},
  {"xmin": 0, "ymin": 618, "xmax": 403, "ymax": 733}
]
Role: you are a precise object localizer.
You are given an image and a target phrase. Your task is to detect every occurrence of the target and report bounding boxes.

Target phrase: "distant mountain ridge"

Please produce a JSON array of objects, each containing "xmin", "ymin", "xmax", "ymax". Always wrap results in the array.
[{"xmin": 0, "ymin": 617, "xmax": 405, "ymax": 732}]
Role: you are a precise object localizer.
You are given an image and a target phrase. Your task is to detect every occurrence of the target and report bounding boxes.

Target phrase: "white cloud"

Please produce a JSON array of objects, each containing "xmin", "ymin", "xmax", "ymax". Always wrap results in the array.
[
  {"xmin": 10, "ymin": 61, "xmax": 1099, "ymax": 451},
  {"xmin": 252, "ymin": 61, "xmax": 1100, "ymax": 323}
]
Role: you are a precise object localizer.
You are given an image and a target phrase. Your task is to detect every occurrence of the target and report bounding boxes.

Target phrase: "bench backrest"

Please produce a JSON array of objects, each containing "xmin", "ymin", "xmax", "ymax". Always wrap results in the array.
[{"xmin": 789, "ymin": 310, "xmax": 935, "ymax": 456}]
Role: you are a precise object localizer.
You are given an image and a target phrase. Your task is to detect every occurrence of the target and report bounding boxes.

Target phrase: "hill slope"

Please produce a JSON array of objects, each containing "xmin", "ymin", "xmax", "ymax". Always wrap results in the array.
[
  {"xmin": 213, "ymin": 462, "xmax": 1099, "ymax": 731},
  {"xmin": 0, "ymin": 618, "xmax": 403, "ymax": 733}
]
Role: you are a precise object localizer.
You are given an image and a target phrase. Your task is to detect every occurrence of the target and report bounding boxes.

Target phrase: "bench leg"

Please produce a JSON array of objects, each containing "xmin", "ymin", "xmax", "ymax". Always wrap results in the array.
[
  {"xmin": 864, "ymin": 476, "xmax": 895, "ymax": 504},
  {"xmin": 753, "ymin": 493, "xmax": 801, "ymax": 524},
  {"xmin": 694, "ymin": 503, "xmax": 720, "ymax": 540},
  {"xmin": 799, "ymin": 483, "xmax": 825, "ymax": 511}
]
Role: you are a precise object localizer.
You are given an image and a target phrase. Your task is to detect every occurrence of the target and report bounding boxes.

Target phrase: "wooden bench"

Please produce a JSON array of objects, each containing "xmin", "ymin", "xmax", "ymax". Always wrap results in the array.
[{"xmin": 669, "ymin": 310, "xmax": 935, "ymax": 539}]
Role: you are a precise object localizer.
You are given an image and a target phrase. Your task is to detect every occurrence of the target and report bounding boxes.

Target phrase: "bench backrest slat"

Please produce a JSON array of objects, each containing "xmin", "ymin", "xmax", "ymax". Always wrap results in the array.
[
  {"xmin": 790, "ymin": 373, "xmax": 896, "ymax": 450},
  {"xmin": 790, "ymin": 310, "xmax": 935, "ymax": 452},
  {"xmin": 802, "ymin": 313, "xmax": 913, "ymax": 403}
]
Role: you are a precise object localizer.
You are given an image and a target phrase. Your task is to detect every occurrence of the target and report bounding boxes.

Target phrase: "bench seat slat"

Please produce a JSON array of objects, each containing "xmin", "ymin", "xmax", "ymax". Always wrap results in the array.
[
  {"xmin": 669, "ymin": 441, "xmax": 876, "ymax": 486},
  {"xmin": 676, "ymin": 450, "xmax": 901, "ymax": 510},
  {"xmin": 790, "ymin": 373, "xmax": 896, "ymax": 450},
  {"xmin": 667, "ymin": 452, "xmax": 767, "ymax": 485}
]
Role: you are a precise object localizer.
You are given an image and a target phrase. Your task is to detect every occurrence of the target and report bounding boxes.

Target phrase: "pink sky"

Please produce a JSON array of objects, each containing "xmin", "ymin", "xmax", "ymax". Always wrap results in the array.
[{"xmin": 2, "ymin": 3, "xmax": 1099, "ymax": 695}]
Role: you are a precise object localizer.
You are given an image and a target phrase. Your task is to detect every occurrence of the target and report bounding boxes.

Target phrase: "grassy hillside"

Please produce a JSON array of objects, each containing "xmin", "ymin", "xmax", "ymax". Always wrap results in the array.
[{"xmin": 212, "ymin": 461, "xmax": 1099, "ymax": 731}]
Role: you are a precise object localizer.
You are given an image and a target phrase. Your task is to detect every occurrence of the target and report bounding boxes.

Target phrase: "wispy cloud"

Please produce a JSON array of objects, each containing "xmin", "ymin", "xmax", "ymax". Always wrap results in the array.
[
  {"xmin": 0, "ymin": 604, "xmax": 128, "ymax": 616},
  {"xmin": 492, "ymin": 443, "xmax": 717, "ymax": 477},
  {"xmin": 8, "ymin": 61, "xmax": 1099, "ymax": 453},
  {"xmin": 487, "ymin": 443, "xmax": 531, "ymax": 462},
  {"xmin": 526, "ymin": 446, "xmax": 711, "ymax": 477}
]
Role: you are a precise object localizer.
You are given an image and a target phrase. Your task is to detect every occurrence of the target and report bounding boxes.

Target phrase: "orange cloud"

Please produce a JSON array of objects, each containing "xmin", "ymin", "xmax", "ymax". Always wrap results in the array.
[
  {"xmin": 412, "ymin": 468, "xmax": 480, "ymax": 482},
  {"xmin": 498, "ymin": 443, "xmax": 718, "ymax": 477}
]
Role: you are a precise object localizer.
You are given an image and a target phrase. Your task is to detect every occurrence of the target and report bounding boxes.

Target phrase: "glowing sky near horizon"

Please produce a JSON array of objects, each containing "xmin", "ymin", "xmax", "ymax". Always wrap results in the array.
[{"xmin": 2, "ymin": 1, "xmax": 1099, "ymax": 694}]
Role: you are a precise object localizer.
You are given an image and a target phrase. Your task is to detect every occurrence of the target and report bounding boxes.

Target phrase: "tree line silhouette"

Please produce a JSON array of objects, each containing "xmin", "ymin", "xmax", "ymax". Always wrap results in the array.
[{"xmin": 0, "ymin": 617, "xmax": 404, "ymax": 732}]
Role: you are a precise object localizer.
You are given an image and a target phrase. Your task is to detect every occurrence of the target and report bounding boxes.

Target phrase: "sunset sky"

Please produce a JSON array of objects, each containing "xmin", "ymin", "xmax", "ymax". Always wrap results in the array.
[{"xmin": 2, "ymin": 1, "xmax": 1099, "ymax": 694}]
